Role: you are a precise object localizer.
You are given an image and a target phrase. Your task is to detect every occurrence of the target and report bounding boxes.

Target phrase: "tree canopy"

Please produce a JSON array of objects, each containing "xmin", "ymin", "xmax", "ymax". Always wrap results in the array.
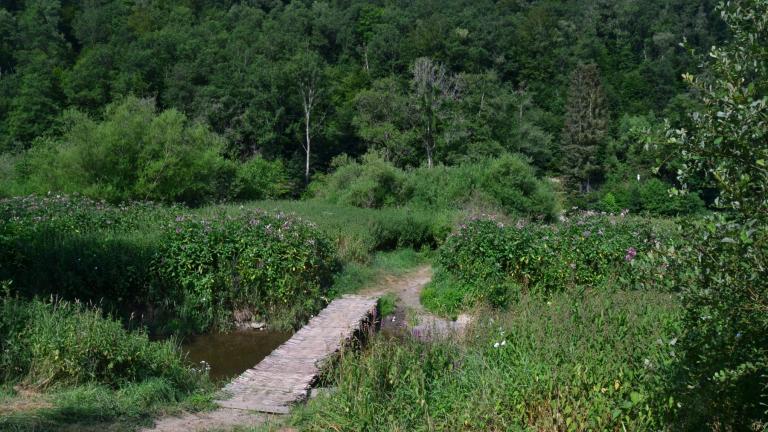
[{"xmin": 0, "ymin": 0, "xmax": 727, "ymax": 202}]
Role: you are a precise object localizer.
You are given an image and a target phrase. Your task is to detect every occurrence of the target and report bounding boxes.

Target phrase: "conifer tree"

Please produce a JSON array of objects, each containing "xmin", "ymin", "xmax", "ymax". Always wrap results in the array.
[{"xmin": 562, "ymin": 63, "xmax": 608, "ymax": 193}]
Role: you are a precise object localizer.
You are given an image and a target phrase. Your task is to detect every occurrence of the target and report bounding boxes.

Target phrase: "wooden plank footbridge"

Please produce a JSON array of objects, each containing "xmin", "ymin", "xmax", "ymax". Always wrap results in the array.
[{"xmin": 216, "ymin": 294, "xmax": 379, "ymax": 414}]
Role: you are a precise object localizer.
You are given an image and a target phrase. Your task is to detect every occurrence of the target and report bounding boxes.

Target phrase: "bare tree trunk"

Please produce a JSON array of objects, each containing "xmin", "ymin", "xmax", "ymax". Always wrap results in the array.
[
  {"xmin": 304, "ymin": 108, "xmax": 311, "ymax": 184},
  {"xmin": 301, "ymin": 87, "xmax": 315, "ymax": 185},
  {"xmin": 363, "ymin": 44, "xmax": 369, "ymax": 73},
  {"xmin": 425, "ymin": 122, "xmax": 434, "ymax": 168}
]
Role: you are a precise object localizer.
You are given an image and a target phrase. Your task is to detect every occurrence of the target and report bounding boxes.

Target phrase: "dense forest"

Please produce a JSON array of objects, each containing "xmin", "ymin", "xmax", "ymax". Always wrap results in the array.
[{"xmin": 0, "ymin": 0, "xmax": 725, "ymax": 208}]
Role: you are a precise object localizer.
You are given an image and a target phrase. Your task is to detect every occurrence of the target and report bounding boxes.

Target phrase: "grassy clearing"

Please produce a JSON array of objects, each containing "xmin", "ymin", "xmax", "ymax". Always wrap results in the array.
[{"xmin": 201, "ymin": 200, "xmax": 456, "ymax": 264}]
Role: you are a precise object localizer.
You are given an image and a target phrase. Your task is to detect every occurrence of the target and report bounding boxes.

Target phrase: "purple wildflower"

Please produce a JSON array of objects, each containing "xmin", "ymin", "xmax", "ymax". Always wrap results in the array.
[{"xmin": 625, "ymin": 247, "xmax": 637, "ymax": 262}]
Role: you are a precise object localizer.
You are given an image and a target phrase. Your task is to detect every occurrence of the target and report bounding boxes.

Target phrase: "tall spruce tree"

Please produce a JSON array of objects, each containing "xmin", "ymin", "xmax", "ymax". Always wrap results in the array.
[{"xmin": 562, "ymin": 63, "xmax": 608, "ymax": 193}]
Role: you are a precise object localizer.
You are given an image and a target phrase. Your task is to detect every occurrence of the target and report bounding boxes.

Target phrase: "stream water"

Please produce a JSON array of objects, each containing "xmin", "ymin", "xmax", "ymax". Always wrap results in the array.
[{"xmin": 183, "ymin": 330, "xmax": 291, "ymax": 382}]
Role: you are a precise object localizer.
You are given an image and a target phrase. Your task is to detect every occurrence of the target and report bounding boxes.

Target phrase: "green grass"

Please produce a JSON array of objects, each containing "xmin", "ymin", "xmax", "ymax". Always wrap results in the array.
[
  {"xmin": 377, "ymin": 293, "xmax": 397, "ymax": 317},
  {"xmin": 0, "ymin": 381, "xmax": 215, "ymax": 432},
  {"xmin": 0, "ymin": 296, "xmax": 216, "ymax": 431},
  {"xmin": 289, "ymin": 288, "xmax": 681, "ymax": 431},
  {"xmin": 200, "ymin": 200, "xmax": 457, "ymax": 264},
  {"xmin": 420, "ymin": 272, "xmax": 470, "ymax": 318}
]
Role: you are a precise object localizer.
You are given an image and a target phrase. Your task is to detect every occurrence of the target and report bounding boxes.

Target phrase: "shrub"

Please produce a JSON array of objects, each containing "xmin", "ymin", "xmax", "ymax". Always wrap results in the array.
[
  {"xmin": 479, "ymin": 154, "xmax": 559, "ymax": 219},
  {"xmin": 665, "ymin": 1, "xmax": 768, "ymax": 428},
  {"xmin": 0, "ymin": 195, "xmax": 339, "ymax": 333},
  {"xmin": 401, "ymin": 163, "xmax": 481, "ymax": 210},
  {"xmin": 598, "ymin": 177, "xmax": 706, "ymax": 216},
  {"xmin": 229, "ymin": 200, "xmax": 456, "ymax": 264},
  {"xmin": 0, "ymin": 297, "xmax": 201, "ymax": 391},
  {"xmin": 233, "ymin": 156, "xmax": 293, "ymax": 200},
  {"xmin": 430, "ymin": 212, "xmax": 681, "ymax": 313},
  {"xmin": 312, "ymin": 152, "xmax": 404, "ymax": 209},
  {"xmin": 12, "ymin": 97, "xmax": 236, "ymax": 205},
  {"xmin": 154, "ymin": 209, "xmax": 336, "ymax": 332},
  {"xmin": 666, "ymin": 218, "xmax": 767, "ymax": 430},
  {"xmin": 313, "ymin": 152, "xmax": 560, "ymax": 220},
  {"xmin": 0, "ymin": 195, "xmax": 173, "ymax": 315}
]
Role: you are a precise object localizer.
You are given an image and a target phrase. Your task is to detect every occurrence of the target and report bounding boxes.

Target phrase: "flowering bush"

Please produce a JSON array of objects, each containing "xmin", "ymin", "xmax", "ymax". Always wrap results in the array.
[
  {"xmin": 154, "ymin": 210, "xmax": 335, "ymax": 332},
  {"xmin": 0, "ymin": 195, "xmax": 336, "ymax": 333},
  {"xmin": 428, "ymin": 211, "xmax": 682, "ymax": 312},
  {"xmin": 0, "ymin": 195, "xmax": 173, "ymax": 315}
]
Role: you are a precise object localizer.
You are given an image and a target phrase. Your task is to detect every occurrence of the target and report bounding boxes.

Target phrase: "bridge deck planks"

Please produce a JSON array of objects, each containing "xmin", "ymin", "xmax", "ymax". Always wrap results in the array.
[{"xmin": 216, "ymin": 294, "xmax": 378, "ymax": 414}]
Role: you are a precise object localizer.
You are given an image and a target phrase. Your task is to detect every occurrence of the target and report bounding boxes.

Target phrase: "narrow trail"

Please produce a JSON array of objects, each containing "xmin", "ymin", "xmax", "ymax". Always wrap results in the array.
[
  {"xmin": 143, "ymin": 264, "xmax": 465, "ymax": 432},
  {"xmin": 362, "ymin": 265, "xmax": 471, "ymax": 339}
]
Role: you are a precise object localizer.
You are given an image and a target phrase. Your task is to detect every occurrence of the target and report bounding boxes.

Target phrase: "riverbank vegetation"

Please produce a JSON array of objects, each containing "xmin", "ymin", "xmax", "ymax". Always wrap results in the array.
[
  {"xmin": 0, "ymin": 293, "xmax": 214, "ymax": 431},
  {"xmin": 1, "ymin": 0, "xmax": 766, "ymax": 430}
]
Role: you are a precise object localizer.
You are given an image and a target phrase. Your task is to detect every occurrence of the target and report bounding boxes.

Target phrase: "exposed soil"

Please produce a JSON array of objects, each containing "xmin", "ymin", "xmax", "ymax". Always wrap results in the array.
[
  {"xmin": 142, "ymin": 408, "xmax": 272, "ymax": 432},
  {"xmin": 363, "ymin": 265, "xmax": 471, "ymax": 340},
  {"xmin": 0, "ymin": 387, "xmax": 52, "ymax": 416}
]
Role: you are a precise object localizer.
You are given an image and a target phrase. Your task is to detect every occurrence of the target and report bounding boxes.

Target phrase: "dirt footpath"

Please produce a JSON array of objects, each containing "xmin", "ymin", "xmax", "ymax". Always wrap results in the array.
[{"xmin": 363, "ymin": 265, "xmax": 471, "ymax": 340}]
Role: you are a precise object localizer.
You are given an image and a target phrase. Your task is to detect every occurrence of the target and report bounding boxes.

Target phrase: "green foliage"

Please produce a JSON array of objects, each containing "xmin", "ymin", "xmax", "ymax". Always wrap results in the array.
[
  {"xmin": 0, "ymin": 195, "xmax": 338, "ymax": 334},
  {"xmin": 0, "ymin": 195, "xmax": 173, "ymax": 316},
  {"xmin": 667, "ymin": 217, "xmax": 768, "ymax": 430},
  {"xmin": 312, "ymin": 152, "xmax": 404, "ymax": 209},
  {"xmin": 0, "ymin": 297, "xmax": 201, "ymax": 391},
  {"xmin": 420, "ymin": 272, "xmax": 474, "ymax": 317},
  {"xmin": 377, "ymin": 293, "xmax": 397, "ymax": 317},
  {"xmin": 599, "ymin": 177, "xmax": 706, "ymax": 216},
  {"xmin": 313, "ymin": 152, "xmax": 560, "ymax": 220},
  {"xmin": 0, "ymin": 296, "xmax": 213, "ymax": 431},
  {"xmin": 664, "ymin": 1, "xmax": 768, "ymax": 429},
  {"xmin": 0, "ymin": 0, "xmax": 725, "ymax": 192},
  {"xmin": 479, "ymin": 154, "xmax": 560, "ymax": 219},
  {"xmin": 0, "ymin": 380, "xmax": 213, "ymax": 432},
  {"xmin": 233, "ymin": 156, "xmax": 293, "ymax": 201},
  {"xmin": 430, "ymin": 213, "xmax": 681, "ymax": 313},
  {"xmin": 16, "ymin": 97, "xmax": 235, "ymax": 205},
  {"xmin": 292, "ymin": 290, "xmax": 681, "ymax": 430},
  {"xmin": 562, "ymin": 63, "xmax": 608, "ymax": 193},
  {"xmin": 210, "ymin": 200, "xmax": 453, "ymax": 265},
  {"xmin": 155, "ymin": 209, "xmax": 336, "ymax": 333}
]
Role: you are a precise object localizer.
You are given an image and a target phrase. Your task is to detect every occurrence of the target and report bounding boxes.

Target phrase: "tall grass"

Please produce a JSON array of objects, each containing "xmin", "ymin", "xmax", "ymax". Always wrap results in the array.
[
  {"xmin": 204, "ymin": 200, "xmax": 456, "ymax": 264},
  {"xmin": 291, "ymin": 289, "xmax": 681, "ymax": 431},
  {"xmin": 0, "ymin": 296, "xmax": 213, "ymax": 431},
  {"xmin": 0, "ymin": 297, "xmax": 203, "ymax": 390}
]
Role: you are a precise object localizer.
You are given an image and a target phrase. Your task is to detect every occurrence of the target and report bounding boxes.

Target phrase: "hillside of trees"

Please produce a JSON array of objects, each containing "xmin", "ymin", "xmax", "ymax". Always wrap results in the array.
[{"xmin": 0, "ymin": 0, "xmax": 725, "ymax": 207}]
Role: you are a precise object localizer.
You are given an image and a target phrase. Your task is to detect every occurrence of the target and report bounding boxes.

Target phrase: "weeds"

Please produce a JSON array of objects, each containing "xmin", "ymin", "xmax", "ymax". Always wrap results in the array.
[{"xmin": 292, "ymin": 289, "xmax": 681, "ymax": 431}]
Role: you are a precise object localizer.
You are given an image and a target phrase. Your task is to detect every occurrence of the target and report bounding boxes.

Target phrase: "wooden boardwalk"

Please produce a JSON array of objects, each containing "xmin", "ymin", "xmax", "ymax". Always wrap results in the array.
[{"xmin": 215, "ymin": 294, "xmax": 379, "ymax": 414}]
